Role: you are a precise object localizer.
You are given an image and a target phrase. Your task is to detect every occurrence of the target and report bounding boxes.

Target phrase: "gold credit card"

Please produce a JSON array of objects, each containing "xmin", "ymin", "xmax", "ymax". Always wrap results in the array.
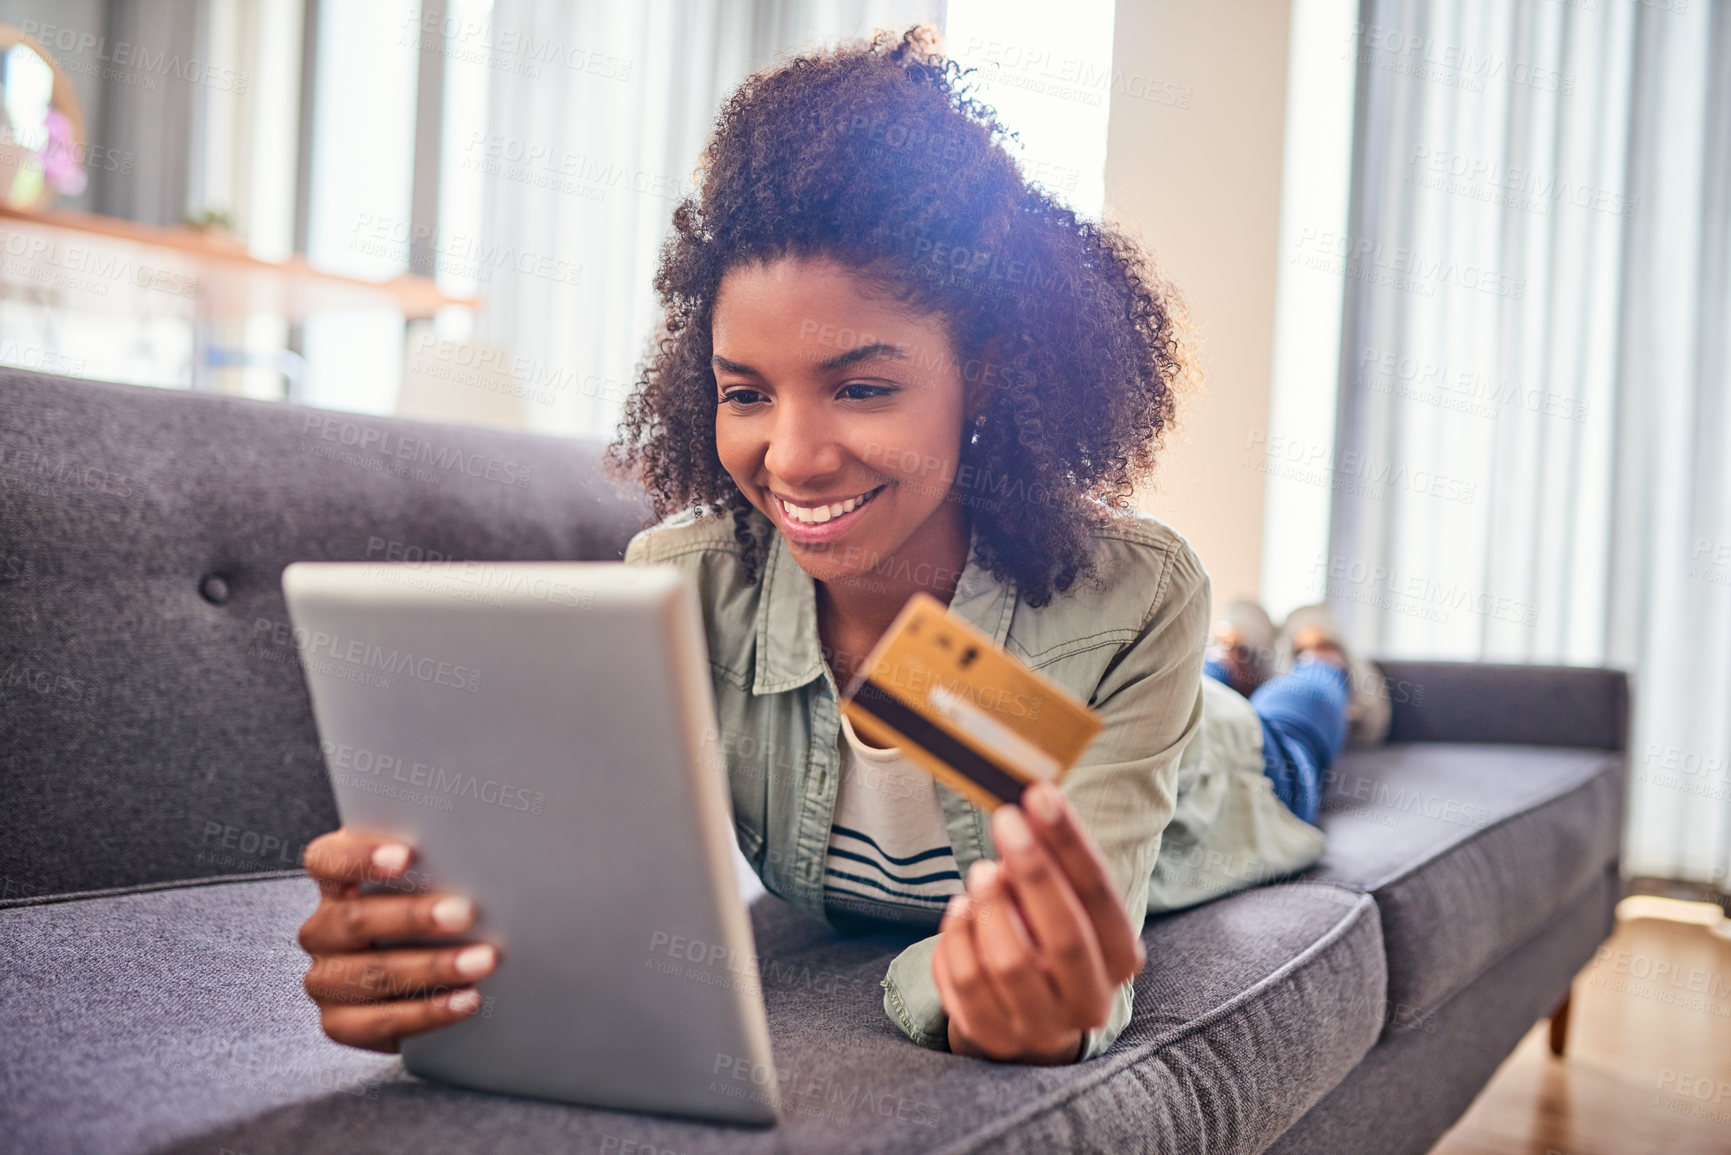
[{"xmin": 838, "ymin": 591, "xmax": 1103, "ymax": 811}]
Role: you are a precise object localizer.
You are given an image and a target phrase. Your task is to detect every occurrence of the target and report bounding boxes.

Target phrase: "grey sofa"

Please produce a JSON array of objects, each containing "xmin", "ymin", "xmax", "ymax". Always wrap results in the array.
[{"xmin": 0, "ymin": 369, "xmax": 1630, "ymax": 1154}]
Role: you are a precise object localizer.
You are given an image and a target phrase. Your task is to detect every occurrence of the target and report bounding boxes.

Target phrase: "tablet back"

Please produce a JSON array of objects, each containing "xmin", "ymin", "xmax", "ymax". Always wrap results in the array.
[{"xmin": 282, "ymin": 560, "xmax": 779, "ymax": 1125}]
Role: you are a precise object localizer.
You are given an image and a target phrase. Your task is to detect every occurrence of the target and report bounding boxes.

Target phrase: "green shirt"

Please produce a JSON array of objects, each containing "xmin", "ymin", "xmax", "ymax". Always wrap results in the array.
[{"xmin": 623, "ymin": 503, "xmax": 1326, "ymax": 1062}]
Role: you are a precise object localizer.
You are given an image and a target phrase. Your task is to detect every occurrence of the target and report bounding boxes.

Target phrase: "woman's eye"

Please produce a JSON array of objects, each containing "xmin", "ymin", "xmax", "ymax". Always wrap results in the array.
[{"xmin": 718, "ymin": 384, "xmax": 893, "ymax": 407}]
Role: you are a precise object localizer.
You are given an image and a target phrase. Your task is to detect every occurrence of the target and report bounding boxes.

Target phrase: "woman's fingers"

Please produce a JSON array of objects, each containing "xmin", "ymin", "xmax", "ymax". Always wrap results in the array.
[
  {"xmin": 1021, "ymin": 782, "xmax": 1146, "ymax": 984},
  {"xmin": 297, "ymin": 827, "xmax": 495, "ymax": 1055},
  {"xmin": 931, "ymin": 911, "xmax": 978, "ymax": 1049},
  {"xmin": 303, "ymin": 828, "xmax": 415, "ymax": 897},
  {"xmin": 965, "ymin": 860, "xmax": 1066, "ymax": 1032},
  {"xmin": 318, "ymin": 987, "xmax": 485, "ymax": 1053},
  {"xmin": 304, "ymin": 942, "xmax": 498, "ymax": 1006},
  {"xmin": 990, "ymin": 804, "xmax": 1114, "ymax": 1030},
  {"xmin": 933, "ymin": 892, "xmax": 1017, "ymax": 1054},
  {"xmin": 298, "ymin": 891, "xmax": 476, "ymax": 954}
]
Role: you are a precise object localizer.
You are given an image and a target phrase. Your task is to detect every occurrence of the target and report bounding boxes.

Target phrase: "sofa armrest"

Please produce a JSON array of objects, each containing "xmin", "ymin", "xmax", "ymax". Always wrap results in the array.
[{"xmin": 1373, "ymin": 659, "xmax": 1630, "ymax": 752}]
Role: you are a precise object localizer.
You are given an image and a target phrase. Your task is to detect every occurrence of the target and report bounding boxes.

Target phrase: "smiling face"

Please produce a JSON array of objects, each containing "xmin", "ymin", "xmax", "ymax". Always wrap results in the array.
[{"xmin": 712, "ymin": 254, "xmax": 986, "ymax": 602}]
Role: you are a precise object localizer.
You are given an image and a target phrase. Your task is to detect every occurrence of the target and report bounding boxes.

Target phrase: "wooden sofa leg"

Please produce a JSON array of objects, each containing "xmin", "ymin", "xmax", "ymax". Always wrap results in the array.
[{"xmin": 1547, "ymin": 988, "xmax": 1572, "ymax": 1057}]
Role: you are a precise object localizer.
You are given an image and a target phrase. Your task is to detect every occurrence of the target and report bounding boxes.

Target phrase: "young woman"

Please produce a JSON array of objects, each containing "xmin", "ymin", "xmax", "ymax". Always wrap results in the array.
[{"xmin": 295, "ymin": 25, "xmax": 1383, "ymax": 1068}]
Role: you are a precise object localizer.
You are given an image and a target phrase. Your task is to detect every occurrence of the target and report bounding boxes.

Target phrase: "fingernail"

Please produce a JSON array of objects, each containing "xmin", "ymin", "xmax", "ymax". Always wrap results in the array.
[
  {"xmin": 968, "ymin": 858, "xmax": 998, "ymax": 891},
  {"xmin": 454, "ymin": 944, "xmax": 496, "ymax": 978},
  {"xmin": 447, "ymin": 988, "xmax": 481, "ymax": 1014},
  {"xmin": 1027, "ymin": 783, "xmax": 1062, "ymax": 825},
  {"xmin": 994, "ymin": 805, "xmax": 1032, "ymax": 852},
  {"xmin": 372, "ymin": 844, "xmax": 410, "ymax": 873},
  {"xmin": 431, "ymin": 895, "xmax": 474, "ymax": 931},
  {"xmin": 945, "ymin": 894, "xmax": 967, "ymax": 920}
]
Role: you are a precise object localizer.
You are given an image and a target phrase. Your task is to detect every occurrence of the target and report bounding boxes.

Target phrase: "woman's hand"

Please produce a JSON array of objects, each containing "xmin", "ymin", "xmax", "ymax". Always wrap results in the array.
[
  {"xmin": 297, "ymin": 827, "xmax": 497, "ymax": 1053},
  {"xmin": 932, "ymin": 780, "xmax": 1147, "ymax": 1064}
]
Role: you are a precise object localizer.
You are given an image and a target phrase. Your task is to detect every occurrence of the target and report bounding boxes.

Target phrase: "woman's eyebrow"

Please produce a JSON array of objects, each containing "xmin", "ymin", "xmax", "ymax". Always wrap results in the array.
[{"xmin": 711, "ymin": 342, "xmax": 910, "ymax": 376}]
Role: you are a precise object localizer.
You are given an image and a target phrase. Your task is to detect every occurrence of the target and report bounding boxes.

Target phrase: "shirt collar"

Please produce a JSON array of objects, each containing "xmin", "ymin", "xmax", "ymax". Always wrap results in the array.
[{"xmin": 751, "ymin": 513, "xmax": 1015, "ymax": 696}]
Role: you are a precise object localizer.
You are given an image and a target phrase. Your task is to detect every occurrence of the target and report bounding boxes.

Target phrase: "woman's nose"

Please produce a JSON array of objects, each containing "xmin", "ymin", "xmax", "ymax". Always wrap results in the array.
[{"xmin": 763, "ymin": 404, "xmax": 846, "ymax": 483}]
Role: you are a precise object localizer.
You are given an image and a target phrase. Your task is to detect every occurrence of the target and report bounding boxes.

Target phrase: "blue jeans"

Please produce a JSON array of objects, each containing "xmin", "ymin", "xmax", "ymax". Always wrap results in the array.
[{"xmin": 1203, "ymin": 656, "xmax": 1349, "ymax": 825}]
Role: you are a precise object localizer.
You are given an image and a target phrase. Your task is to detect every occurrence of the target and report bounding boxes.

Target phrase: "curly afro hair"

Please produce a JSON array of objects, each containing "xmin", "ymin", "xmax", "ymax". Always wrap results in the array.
[{"xmin": 603, "ymin": 23, "xmax": 1193, "ymax": 608}]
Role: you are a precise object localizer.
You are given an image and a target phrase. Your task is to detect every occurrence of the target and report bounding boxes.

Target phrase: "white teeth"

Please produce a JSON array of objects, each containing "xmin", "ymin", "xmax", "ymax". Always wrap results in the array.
[{"xmin": 779, "ymin": 487, "xmax": 878, "ymax": 525}]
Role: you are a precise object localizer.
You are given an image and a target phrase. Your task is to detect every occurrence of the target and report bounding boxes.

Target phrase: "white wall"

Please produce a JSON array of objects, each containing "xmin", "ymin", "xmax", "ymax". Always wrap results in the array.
[{"xmin": 1103, "ymin": 0, "xmax": 1294, "ymax": 608}]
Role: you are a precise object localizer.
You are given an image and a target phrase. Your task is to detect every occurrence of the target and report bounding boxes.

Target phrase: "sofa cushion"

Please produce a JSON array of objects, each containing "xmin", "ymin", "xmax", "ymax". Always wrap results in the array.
[
  {"xmin": 1305, "ymin": 742, "xmax": 1624, "ymax": 1033},
  {"xmin": 0, "ymin": 370, "xmax": 654, "ymax": 904},
  {"xmin": 1264, "ymin": 862, "xmax": 1619, "ymax": 1155},
  {"xmin": 0, "ymin": 875, "xmax": 1385, "ymax": 1154}
]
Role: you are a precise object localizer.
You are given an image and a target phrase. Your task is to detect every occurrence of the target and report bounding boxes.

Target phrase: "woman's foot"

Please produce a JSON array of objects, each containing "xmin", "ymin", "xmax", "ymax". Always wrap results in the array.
[
  {"xmin": 1276, "ymin": 604, "xmax": 1392, "ymax": 747},
  {"xmin": 1204, "ymin": 599, "xmax": 1277, "ymax": 697},
  {"xmin": 1287, "ymin": 626, "xmax": 1350, "ymax": 671}
]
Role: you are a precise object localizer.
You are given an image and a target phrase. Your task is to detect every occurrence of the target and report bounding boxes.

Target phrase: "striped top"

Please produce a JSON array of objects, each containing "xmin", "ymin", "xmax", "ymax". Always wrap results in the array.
[{"xmin": 823, "ymin": 709, "xmax": 965, "ymax": 927}]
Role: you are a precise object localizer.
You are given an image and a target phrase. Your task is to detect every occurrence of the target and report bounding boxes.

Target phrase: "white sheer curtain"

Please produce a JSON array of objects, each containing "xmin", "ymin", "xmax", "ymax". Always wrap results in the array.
[
  {"xmin": 1327, "ymin": 0, "xmax": 1730, "ymax": 891},
  {"xmin": 470, "ymin": 0, "xmax": 945, "ymax": 441}
]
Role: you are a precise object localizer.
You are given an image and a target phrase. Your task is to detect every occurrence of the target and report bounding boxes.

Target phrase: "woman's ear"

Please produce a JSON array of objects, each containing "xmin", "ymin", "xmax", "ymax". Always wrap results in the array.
[{"xmin": 966, "ymin": 335, "xmax": 1009, "ymax": 423}]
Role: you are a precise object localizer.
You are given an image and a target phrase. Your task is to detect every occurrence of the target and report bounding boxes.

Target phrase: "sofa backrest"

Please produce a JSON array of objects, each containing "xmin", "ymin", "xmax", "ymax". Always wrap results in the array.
[
  {"xmin": 0, "ymin": 370, "xmax": 655, "ymax": 906},
  {"xmin": 1377, "ymin": 658, "xmax": 1630, "ymax": 751}
]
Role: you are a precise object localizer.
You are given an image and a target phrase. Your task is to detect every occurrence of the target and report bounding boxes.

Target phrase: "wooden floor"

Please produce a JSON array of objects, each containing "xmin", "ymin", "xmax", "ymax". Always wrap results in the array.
[{"xmin": 1428, "ymin": 902, "xmax": 1731, "ymax": 1155}]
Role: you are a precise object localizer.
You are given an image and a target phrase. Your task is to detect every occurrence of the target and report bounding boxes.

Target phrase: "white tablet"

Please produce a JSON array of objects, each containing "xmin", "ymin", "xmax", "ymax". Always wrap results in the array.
[{"xmin": 281, "ymin": 559, "xmax": 779, "ymax": 1125}]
